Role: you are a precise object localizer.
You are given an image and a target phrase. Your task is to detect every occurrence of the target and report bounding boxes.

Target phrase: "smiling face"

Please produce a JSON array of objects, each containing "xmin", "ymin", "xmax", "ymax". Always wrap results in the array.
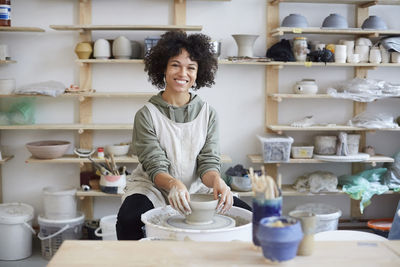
[{"xmin": 164, "ymin": 48, "xmax": 198, "ymax": 94}]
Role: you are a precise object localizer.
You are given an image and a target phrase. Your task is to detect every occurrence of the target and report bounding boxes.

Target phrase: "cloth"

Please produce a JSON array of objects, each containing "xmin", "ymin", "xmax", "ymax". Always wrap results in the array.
[
  {"xmin": 124, "ymin": 101, "xmax": 212, "ymax": 206},
  {"xmin": 132, "ymin": 92, "xmax": 220, "ymax": 182}
]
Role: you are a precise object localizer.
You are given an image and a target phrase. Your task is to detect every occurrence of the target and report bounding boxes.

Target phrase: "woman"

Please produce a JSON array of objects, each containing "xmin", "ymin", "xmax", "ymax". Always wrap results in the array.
[{"xmin": 116, "ymin": 31, "xmax": 251, "ymax": 240}]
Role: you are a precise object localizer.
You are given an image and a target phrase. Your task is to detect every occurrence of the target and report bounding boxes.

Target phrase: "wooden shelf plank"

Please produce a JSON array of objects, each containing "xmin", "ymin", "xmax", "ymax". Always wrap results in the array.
[
  {"xmin": 0, "ymin": 92, "xmax": 156, "ymax": 98},
  {"xmin": 247, "ymin": 154, "xmax": 394, "ymax": 164},
  {"xmin": 0, "ymin": 26, "xmax": 45, "ymax": 32},
  {"xmin": 77, "ymin": 59, "xmax": 144, "ymax": 64},
  {"xmin": 267, "ymin": 124, "xmax": 400, "ymax": 132},
  {"xmin": 0, "ymin": 124, "xmax": 132, "ymax": 130},
  {"xmin": 50, "ymin": 24, "xmax": 202, "ymax": 31},
  {"xmin": 76, "ymin": 189, "xmax": 122, "ymax": 198},
  {"xmin": 268, "ymin": 61, "xmax": 400, "ymax": 67},
  {"xmin": 0, "ymin": 155, "xmax": 14, "ymax": 164},
  {"xmin": 271, "ymin": 27, "xmax": 400, "ymax": 36},
  {"xmin": 26, "ymin": 154, "xmax": 232, "ymax": 163},
  {"xmin": 0, "ymin": 60, "xmax": 16, "ymax": 64},
  {"xmin": 271, "ymin": 0, "xmax": 400, "ymax": 5}
]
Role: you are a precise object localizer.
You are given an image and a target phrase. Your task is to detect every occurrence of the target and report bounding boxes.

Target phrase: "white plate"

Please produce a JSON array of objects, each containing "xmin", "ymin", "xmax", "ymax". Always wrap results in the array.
[{"xmin": 313, "ymin": 153, "xmax": 370, "ymax": 162}]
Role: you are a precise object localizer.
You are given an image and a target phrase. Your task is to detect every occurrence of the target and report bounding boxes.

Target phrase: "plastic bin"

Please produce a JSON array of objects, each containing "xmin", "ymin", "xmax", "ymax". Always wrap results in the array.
[
  {"xmin": 258, "ymin": 134, "xmax": 293, "ymax": 163},
  {"xmin": 291, "ymin": 145, "xmax": 314, "ymax": 159},
  {"xmin": 0, "ymin": 203, "xmax": 36, "ymax": 260},
  {"xmin": 38, "ymin": 212, "xmax": 84, "ymax": 260},
  {"xmin": 367, "ymin": 218, "xmax": 392, "ymax": 238},
  {"xmin": 94, "ymin": 214, "xmax": 118, "ymax": 240},
  {"xmin": 293, "ymin": 203, "xmax": 342, "ymax": 233}
]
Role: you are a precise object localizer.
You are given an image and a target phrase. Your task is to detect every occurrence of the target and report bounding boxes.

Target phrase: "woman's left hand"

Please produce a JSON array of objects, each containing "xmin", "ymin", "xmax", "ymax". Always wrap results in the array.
[{"xmin": 202, "ymin": 171, "xmax": 233, "ymax": 214}]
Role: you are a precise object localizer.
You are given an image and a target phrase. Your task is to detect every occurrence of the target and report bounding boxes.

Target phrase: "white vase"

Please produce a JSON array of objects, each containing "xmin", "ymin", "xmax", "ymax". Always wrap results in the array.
[{"xmin": 232, "ymin": 34, "xmax": 259, "ymax": 57}]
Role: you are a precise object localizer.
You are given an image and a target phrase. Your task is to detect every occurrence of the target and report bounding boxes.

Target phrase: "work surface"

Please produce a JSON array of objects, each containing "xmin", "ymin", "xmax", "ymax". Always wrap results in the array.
[{"xmin": 48, "ymin": 240, "xmax": 400, "ymax": 267}]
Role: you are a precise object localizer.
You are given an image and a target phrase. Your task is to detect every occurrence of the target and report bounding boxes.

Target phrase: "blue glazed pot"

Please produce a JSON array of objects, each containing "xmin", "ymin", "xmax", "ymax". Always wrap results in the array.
[
  {"xmin": 257, "ymin": 216, "xmax": 303, "ymax": 262},
  {"xmin": 252, "ymin": 196, "xmax": 282, "ymax": 246}
]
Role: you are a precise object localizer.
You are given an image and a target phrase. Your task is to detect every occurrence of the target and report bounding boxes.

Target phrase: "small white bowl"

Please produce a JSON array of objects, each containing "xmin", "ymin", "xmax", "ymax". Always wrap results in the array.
[
  {"xmin": 185, "ymin": 194, "xmax": 218, "ymax": 225},
  {"xmin": 105, "ymin": 144, "xmax": 130, "ymax": 156}
]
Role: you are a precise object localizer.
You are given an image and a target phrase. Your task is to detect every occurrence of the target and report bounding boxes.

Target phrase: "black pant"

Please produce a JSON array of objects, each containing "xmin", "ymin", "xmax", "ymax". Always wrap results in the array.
[{"xmin": 116, "ymin": 194, "xmax": 252, "ymax": 240}]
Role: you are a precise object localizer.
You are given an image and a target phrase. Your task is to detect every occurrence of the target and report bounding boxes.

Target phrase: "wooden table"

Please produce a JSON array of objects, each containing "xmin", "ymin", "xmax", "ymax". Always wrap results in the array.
[{"xmin": 48, "ymin": 240, "xmax": 400, "ymax": 267}]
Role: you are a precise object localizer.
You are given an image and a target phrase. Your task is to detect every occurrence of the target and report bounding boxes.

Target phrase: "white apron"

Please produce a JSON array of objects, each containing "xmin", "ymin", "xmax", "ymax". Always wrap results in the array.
[{"xmin": 123, "ymin": 101, "xmax": 212, "ymax": 208}]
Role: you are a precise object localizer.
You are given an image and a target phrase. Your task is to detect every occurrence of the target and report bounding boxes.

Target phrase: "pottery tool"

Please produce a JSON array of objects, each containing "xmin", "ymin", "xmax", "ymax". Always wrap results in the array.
[
  {"xmin": 110, "ymin": 154, "xmax": 119, "ymax": 175},
  {"xmin": 248, "ymin": 167, "xmax": 279, "ymax": 200},
  {"xmin": 88, "ymin": 157, "xmax": 112, "ymax": 176},
  {"xmin": 104, "ymin": 157, "xmax": 114, "ymax": 175}
]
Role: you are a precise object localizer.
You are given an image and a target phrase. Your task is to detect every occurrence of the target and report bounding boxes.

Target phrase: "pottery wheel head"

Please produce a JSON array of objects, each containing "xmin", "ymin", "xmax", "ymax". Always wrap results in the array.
[{"xmin": 165, "ymin": 214, "xmax": 236, "ymax": 230}]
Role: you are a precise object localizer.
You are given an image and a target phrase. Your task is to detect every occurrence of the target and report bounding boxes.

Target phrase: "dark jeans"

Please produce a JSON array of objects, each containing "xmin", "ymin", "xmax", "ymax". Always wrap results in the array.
[{"xmin": 116, "ymin": 194, "xmax": 252, "ymax": 240}]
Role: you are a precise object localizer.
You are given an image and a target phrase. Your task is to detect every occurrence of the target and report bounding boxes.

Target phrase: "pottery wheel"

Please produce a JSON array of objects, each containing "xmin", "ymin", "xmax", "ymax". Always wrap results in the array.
[{"xmin": 164, "ymin": 214, "xmax": 236, "ymax": 230}]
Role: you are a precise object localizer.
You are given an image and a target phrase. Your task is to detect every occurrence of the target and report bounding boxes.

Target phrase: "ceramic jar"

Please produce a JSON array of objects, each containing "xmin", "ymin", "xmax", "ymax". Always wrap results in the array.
[
  {"xmin": 293, "ymin": 79, "xmax": 318, "ymax": 94},
  {"xmin": 74, "ymin": 42, "xmax": 93, "ymax": 59},
  {"xmin": 112, "ymin": 36, "xmax": 132, "ymax": 59},
  {"xmin": 93, "ymin": 39, "xmax": 111, "ymax": 59},
  {"xmin": 293, "ymin": 37, "xmax": 309, "ymax": 61},
  {"xmin": 130, "ymin": 41, "xmax": 142, "ymax": 59}
]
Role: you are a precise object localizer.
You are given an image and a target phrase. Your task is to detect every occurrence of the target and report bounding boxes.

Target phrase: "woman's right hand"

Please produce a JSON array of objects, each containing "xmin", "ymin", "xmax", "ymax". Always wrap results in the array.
[{"xmin": 167, "ymin": 179, "xmax": 191, "ymax": 216}]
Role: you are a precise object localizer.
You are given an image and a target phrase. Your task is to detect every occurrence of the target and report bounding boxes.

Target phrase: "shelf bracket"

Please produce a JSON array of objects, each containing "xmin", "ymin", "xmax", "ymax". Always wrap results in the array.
[
  {"xmin": 272, "ymin": 95, "xmax": 282, "ymax": 102},
  {"xmin": 359, "ymin": 1, "xmax": 378, "ymax": 8},
  {"xmin": 78, "ymin": 129, "xmax": 84, "ymax": 134},
  {"xmin": 79, "ymin": 96, "xmax": 86, "ymax": 102}
]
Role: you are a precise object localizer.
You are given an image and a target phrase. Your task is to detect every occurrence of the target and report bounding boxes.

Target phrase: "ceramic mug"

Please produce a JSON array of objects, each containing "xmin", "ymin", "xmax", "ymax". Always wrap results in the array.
[
  {"xmin": 355, "ymin": 45, "xmax": 369, "ymax": 63},
  {"xmin": 369, "ymin": 47, "xmax": 382, "ymax": 64},
  {"xmin": 334, "ymin": 45, "xmax": 346, "ymax": 63},
  {"xmin": 289, "ymin": 210, "xmax": 317, "ymax": 256},
  {"xmin": 347, "ymin": 53, "xmax": 360, "ymax": 64}
]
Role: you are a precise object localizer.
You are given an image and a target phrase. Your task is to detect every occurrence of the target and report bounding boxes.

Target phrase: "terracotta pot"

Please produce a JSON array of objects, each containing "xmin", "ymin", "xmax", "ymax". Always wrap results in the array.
[{"xmin": 75, "ymin": 42, "xmax": 93, "ymax": 59}]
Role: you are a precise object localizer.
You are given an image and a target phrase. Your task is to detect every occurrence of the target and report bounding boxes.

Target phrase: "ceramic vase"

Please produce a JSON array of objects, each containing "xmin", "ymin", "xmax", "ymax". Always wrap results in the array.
[
  {"xmin": 288, "ymin": 210, "xmax": 317, "ymax": 256},
  {"xmin": 252, "ymin": 193, "xmax": 282, "ymax": 246},
  {"xmin": 257, "ymin": 216, "xmax": 303, "ymax": 262},
  {"xmin": 74, "ymin": 42, "xmax": 93, "ymax": 59},
  {"xmin": 94, "ymin": 39, "xmax": 111, "ymax": 59},
  {"xmin": 131, "ymin": 41, "xmax": 142, "ymax": 59},
  {"xmin": 232, "ymin": 34, "xmax": 259, "ymax": 57},
  {"xmin": 112, "ymin": 36, "xmax": 132, "ymax": 59}
]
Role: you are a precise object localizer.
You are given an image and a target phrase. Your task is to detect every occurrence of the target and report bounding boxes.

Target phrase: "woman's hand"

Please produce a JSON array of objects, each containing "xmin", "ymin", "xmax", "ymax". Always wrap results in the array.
[
  {"xmin": 167, "ymin": 179, "xmax": 191, "ymax": 216},
  {"xmin": 202, "ymin": 171, "xmax": 233, "ymax": 214}
]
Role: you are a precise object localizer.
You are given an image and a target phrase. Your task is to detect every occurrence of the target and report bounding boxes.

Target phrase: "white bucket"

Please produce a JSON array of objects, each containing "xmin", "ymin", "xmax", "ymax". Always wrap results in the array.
[
  {"xmin": 42, "ymin": 186, "xmax": 77, "ymax": 220},
  {"xmin": 0, "ymin": 203, "xmax": 36, "ymax": 260},
  {"xmin": 95, "ymin": 214, "xmax": 117, "ymax": 240},
  {"xmin": 38, "ymin": 212, "xmax": 84, "ymax": 260},
  {"xmin": 294, "ymin": 203, "xmax": 342, "ymax": 233}
]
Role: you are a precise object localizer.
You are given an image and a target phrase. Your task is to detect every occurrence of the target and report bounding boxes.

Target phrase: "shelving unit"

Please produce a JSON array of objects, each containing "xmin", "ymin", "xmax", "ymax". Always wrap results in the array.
[
  {"xmin": 266, "ymin": 0, "xmax": 400, "ymax": 218},
  {"xmin": 0, "ymin": 25, "xmax": 45, "ymax": 203}
]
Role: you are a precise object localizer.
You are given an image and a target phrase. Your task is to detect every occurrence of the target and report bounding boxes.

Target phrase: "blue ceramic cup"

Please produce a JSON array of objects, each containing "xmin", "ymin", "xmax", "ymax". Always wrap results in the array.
[
  {"xmin": 257, "ymin": 216, "xmax": 303, "ymax": 262},
  {"xmin": 252, "ymin": 194, "xmax": 282, "ymax": 246}
]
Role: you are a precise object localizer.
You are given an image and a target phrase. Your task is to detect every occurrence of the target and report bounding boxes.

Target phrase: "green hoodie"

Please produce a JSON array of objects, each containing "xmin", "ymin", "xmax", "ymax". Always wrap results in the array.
[{"xmin": 132, "ymin": 91, "xmax": 221, "ymax": 183}]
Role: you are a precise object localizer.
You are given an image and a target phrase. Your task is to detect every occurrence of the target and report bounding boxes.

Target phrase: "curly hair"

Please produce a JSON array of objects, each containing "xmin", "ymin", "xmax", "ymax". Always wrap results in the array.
[{"xmin": 144, "ymin": 31, "xmax": 218, "ymax": 90}]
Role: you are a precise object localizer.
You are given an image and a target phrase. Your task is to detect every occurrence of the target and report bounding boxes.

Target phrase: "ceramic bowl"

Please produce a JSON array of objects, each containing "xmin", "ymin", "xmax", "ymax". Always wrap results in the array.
[
  {"xmin": 361, "ymin": 16, "xmax": 388, "ymax": 30},
  {"xmin": 105, "ymin": 143, "xmax": 130, "ymax": 156},
  {"xmin": 112, "ymin": 36, "xmax": 132, "ymax": 59},
  {"xmin": 230, "ymin": 176, "xmax": 252, "ymax": 192},
  {"xmin": 93, "ymin": 39, "xmax": 111, "ymax": 59},
  {"xmin": 257, "ymin": 216, "xmax": 303, "ymax": 262},
  {"xmin": 26, "ymin": 140, "xmax": 70, "ymax": 159},
  {"xmin": 281, "ymin": 14, "xmax": 309, "ymax": 28},
  {"xmin": 185, "ymin": 194, "xmax": 218, "ymax": 225},
  {"xmin": 321, "ymin": 13, "xmax": 348, "ymax": 29}
]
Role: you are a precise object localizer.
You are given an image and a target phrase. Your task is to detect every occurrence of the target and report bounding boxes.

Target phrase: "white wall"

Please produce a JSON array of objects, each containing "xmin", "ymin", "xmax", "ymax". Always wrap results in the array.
[{"xmin": 1, "ymin": 0, "xmax": 399, "ymax": 223}]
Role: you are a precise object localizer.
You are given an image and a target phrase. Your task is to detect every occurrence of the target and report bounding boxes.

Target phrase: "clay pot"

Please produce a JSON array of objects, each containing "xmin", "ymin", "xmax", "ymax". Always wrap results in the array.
[
  {"xmin": 185, "ymin": 194, "xmax": 218, "ymax": 225},
  {"xmin": 75, "ymin": 42, "xmax": 93, "ymax": 59}
]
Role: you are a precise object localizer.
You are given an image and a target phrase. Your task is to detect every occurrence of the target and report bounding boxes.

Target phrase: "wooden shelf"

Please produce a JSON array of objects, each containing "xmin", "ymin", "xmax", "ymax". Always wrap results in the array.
[
  {"xmin": 247, "ymin": 154, "xmax": 394, "ymax": 164},
  {"xmin": 0, "ymin": 26, "xmax": 45, "ymax": 32},
  {"xmin": 271, "ymin": 27, "xmax": 400, "ymax": 37},
  {"xmin": 0, "ymin": 124, "xmax": 132, "ymax": 130},
  {"xmin": 270, "ymin": 0, "xmax": 400, "ymax": 6},
  {"xmin": 26, "ymin": 154, "xmax": 232, "ymax": 164},
  {"xmin": 268, "ymin": 61, "xmax": 400, "ymax": 67},
  {"xmin": 77, "ymin": 59, "xmax": 143, "ymax": 64},
  {"xmin": 0, "ymin": 60, "xmax": 16, "ymax": 64},
  {"xmin": 76, "ymin": 189, "xmax": 122, "ymax": 198},
  {"xmin": 267, "ymin": 124, "xmax": 400, "ymax": 132},
  {"xmin": 50, "ymin": 24, "xmax": 202, "ymax": 31},
  {"xmin": 0, "ymin": 155, "xmax": 14, "ymax": 164},
  {"xmin": 0, "ymin": 92, "xmax": 156, "ymax": 98}
]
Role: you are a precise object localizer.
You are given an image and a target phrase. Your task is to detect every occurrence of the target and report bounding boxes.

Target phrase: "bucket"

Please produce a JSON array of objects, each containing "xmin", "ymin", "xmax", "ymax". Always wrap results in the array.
[
  {"xmin": 38, "ymin": 212, "xmax": 84, "ymax": 260},
  {"xmin": 95, "ymin": 214, "xmax": 117, "ymax": 240},
  {"xmin": 42, "ymin": 186, "xmax": 77, "ymax": 220},
  {"xmin": 347, "ymin": 134, "xmax": 360, "ymax": 155},
  {"xmin": 293, "ymin": 203, "xmax": 342, "ymax": 233},
  {"xmin": 0, "ymin": 203, "xmax": 36, "ymax": 260}
]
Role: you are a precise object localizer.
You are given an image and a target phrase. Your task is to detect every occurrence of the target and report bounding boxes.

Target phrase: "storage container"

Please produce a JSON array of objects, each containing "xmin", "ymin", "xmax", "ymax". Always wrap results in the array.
[
  {"xmin": 367, "ymin": 218, "xmax": 392, "ymax": 238},
  {"xmin": 38, "ymin": 212, "xmax": 84, "ymax": 260},
  {"xmin": 0, "ymin": 203, "xmax": 35, "ymax": 260},
  {"xmin": 293, "ymin": 203, "xmax": 342, "ymax": 233},
  {"xmin": 258, "ymin": 134, "xmax": 293, "ymax": 163},
  {"xmin": 291, "ymin": 145, "xmax": 314, "ymax": 159},
  {"xmin": 314, "ymin": 136, "xmax": 337, "ymax": 155},
  {"xmin": 42, "ymin": 186, "xmax": 77, "ymax": 219}
]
